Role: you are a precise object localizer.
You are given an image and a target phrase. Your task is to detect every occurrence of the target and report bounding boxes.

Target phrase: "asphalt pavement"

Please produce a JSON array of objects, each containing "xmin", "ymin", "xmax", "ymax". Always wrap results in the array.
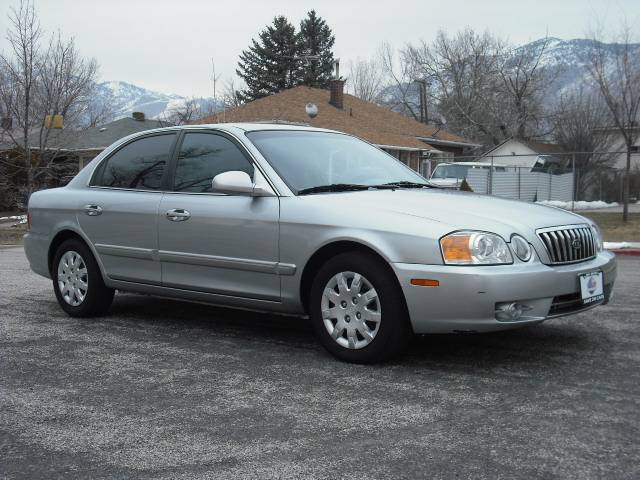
[{"xmin": 1, "ymin": 246, "xmax": 638, "ymax": 479}]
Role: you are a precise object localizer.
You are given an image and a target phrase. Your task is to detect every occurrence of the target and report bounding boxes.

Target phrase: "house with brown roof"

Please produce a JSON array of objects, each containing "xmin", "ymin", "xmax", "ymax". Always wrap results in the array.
[{"xmin": 196, "ymin": 80, "xmax": 479, "ymax": 177}]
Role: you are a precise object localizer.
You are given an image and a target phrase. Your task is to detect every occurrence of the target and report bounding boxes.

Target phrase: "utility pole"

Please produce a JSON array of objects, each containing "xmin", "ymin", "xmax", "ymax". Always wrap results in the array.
[
  {"xmin": 211, "ymin": 58, "xmax": 222, "ymax": 115},
  {"xmin": 571, "ymin": 152, "xmax": 576, "ymax": 212},
  {"xmin": 416, "ymin": 79, "xmax": 428, "ymax": 124},
  {"xmin": 211, "ymin": 59, "xmax": 217, "ymax": 113}
]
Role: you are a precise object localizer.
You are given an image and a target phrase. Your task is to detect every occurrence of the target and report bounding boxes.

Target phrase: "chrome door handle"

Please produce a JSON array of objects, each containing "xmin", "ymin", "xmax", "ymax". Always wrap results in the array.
[
  {"xmin": 165, "ymin": 208, "xmax": 191, "ymax": 222},
  {"xmin": 84, "ymin": 204, "xmax": 103, "ymax": 216}
]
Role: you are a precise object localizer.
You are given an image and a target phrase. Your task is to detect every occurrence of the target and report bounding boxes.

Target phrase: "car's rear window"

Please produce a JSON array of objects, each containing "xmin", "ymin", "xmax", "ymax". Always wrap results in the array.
[{"xmin": 93, "ymin": 134, "xmax": 176, "ymax": 190}]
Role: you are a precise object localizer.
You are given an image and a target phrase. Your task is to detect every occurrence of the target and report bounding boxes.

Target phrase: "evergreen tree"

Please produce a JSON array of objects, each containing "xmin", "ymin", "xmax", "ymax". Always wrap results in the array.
[
  {"xmin": 236, "ymin": 16, "xmax": 300, "ymax": 102},
  {"xmin": 297, "ymin": 10, "xmax": 336, "ymax": 87}
]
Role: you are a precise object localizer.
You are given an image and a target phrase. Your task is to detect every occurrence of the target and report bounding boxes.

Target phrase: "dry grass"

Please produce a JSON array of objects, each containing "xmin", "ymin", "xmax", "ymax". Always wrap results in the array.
[
  {"xmin": 0, "ymin": 211, "xmax": 27, "ymax": 244},
  {"xmin": 582, "ymin": 212, "xmax": 640, "ymax": 241},
  {"xmin": 0, "ymin": 225, "xmax": 27, "ymax": 245}
]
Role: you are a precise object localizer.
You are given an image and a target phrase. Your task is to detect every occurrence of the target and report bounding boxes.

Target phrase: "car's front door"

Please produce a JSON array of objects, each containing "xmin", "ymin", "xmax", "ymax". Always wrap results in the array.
[
  {"xmin": 157, "ymin": 131, "xmax": 280, "ymax": 301},
  {"xmin": 78, "ymin": 133, "xmax": 177, "ymax": 285}
]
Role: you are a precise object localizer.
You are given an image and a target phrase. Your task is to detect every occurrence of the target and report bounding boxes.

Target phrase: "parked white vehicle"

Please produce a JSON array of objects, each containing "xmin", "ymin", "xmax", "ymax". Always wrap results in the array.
[{"xmin": 429, "ymin": 162, "xmax": 509, "ymax": 189}]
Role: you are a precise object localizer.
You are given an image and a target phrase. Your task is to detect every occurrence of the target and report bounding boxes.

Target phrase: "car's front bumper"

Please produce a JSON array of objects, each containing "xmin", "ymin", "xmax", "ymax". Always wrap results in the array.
[{"xmin": 392, "ymin": 251, "xmax": 617, "ymax": 334}]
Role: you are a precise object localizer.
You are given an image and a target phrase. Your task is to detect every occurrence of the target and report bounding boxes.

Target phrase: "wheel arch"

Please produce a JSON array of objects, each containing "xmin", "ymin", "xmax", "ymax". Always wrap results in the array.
[
  {"xmin": 48, "ymin": 229, "xmax": 106, "ymax": 283},
  {"xmin": 299, "ymin": 240, "xmax": 405, "ymax": 315}
]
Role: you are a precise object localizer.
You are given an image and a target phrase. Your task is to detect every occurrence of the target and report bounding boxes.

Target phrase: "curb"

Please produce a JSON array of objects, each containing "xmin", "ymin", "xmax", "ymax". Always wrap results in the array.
[{"xmin": 609, "ymin": 249, "xmax": 640, "ymax": 256}]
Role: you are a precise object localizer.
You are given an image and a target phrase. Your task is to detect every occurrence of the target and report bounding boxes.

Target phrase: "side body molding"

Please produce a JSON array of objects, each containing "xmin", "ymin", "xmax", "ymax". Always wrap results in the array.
[{"xmin": 94, "ymin": 244, "xmax": 296, "ymax": 276}]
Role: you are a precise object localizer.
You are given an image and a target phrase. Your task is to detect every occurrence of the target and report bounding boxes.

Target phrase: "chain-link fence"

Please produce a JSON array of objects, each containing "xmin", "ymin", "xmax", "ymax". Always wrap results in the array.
[{"xmin": 422, "ymin": 151, "xmax": 640, "ymax": 207}]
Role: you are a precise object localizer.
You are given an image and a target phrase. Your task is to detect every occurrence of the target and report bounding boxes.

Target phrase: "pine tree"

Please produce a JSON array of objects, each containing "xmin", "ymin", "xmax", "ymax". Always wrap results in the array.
[
  {"xmin": 297, "ymin": 10, "xmax": 336, "ymax": 87},
  {"xmin": 236, "ymin": 16, "xmax": 300, "ymax": 102}
]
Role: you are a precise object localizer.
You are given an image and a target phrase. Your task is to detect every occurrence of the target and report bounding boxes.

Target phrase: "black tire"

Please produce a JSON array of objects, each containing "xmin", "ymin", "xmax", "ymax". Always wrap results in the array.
[
  {"xmin": 52, "ymin": 238, "xmax": 114, "ymax": 317},
  {"xmin": 309, "ymin": 251, "xmax": 412, "ymax": 364}
]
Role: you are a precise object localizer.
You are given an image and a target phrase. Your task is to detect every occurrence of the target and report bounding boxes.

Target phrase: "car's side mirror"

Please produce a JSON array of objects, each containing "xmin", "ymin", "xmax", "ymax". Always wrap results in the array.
[{"xmin": 211, "ymin": 171, "xmax": 274, "ymax": 197}]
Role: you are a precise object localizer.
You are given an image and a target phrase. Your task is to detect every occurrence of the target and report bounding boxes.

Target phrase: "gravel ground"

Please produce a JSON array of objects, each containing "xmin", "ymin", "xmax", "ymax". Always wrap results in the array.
[{"xmin": 1, "ymin": 247, "xmax": 639, "ymax": 479}]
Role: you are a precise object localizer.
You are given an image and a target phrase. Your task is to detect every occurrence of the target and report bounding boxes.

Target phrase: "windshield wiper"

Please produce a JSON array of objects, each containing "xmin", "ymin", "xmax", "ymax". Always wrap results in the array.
[
  {"xmin": 297, "ymin": 183, "xmax": 370, "ymax": 195},
  {"xmin": 297, "ymin": 181, "xmax": 433, "ymax": 195},
  {"xmin": 377, "ymin": 181, "xmax": 432, "ymax": 189}
]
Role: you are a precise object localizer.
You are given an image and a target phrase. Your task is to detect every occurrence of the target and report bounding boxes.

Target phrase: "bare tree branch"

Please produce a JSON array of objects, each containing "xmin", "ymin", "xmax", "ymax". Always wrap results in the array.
[
  {"xmin": 346, "ymin": 57, "xmax": 384, "ymax": 102},
  {"xmin": 0, "ymin": 0, "xmax": 103, "ymax": 202}
]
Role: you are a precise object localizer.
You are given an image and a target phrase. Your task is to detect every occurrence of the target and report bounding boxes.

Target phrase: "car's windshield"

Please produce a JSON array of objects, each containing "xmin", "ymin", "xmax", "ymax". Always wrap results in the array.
[{"xmin": 246, "ymin": 130, "xmax": 428, "ymax": 194}]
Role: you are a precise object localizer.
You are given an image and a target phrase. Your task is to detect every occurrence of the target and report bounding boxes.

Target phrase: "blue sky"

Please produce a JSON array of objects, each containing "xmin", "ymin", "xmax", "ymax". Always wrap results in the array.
[{"xmin": 1, "ymin": 0, "xmax": 638, "ymax": 97}]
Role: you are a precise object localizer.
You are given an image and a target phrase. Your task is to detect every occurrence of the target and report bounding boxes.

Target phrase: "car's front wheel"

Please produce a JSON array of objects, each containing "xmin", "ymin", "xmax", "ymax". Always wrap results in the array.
[
  {"xmin": 310, "ymin": 251, "xmax": 412, "ymax": 363},
  {"xmin": 52, "ymin": 238, "xmax": 114, "ymax": 317}
]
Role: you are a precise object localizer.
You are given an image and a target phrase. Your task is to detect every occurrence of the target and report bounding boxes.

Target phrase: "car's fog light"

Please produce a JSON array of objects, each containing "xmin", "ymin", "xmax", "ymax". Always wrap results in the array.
[{"xmin": 495, "ymin": 302, "xmax": 532, "ymax": 322}]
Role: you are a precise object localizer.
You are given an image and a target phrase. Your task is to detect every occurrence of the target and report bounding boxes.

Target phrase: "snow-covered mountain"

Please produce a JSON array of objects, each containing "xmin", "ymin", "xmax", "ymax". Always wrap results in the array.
[
  {"xmin": 378, "ymin": 37, "xmax": 640, "ymax": 114},
  {"xmin": 514, "ymin": 37, "xmax": 640, "ymax": 98},
  {"xmin": 95, "ymin": 81, "xmax": 220, "ymax": 121}
]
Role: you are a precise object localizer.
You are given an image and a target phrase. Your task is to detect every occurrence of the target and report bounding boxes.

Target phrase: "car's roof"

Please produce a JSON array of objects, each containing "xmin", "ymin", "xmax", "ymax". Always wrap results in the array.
[
  {"xmin": 203, "ymin": 122, "xmax": 337, "ymax": 133},
  {"xmin": 131, "ymin": 122, "xmax": 340, "ymax": 137}
]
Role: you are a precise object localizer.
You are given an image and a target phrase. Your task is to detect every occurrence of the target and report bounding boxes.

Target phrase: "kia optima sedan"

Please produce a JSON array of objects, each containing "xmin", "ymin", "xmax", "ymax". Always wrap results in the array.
[{"xmin": 24, "ymin": 124, "xmax": 616, "ymax": 363}]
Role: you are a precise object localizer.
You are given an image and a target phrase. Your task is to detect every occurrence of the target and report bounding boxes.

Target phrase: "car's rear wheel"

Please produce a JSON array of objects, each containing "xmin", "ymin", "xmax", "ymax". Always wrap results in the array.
[
  {"xmin": 52, "ymin": 239, "xmax": 114, "ymax": 317},
  {"xmin": 309, "ymin": 251, "xmax": 412, "ymax": 363}
]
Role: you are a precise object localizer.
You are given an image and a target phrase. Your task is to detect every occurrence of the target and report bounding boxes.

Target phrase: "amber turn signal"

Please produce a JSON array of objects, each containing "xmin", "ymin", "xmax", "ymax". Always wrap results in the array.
[
  {"xmin": 410, "ymin": 279, "xmax": 440, "ymax": 287},
  {"xmin": 440, "ymin": 234, "xmax": 472, "ymax": 262}
]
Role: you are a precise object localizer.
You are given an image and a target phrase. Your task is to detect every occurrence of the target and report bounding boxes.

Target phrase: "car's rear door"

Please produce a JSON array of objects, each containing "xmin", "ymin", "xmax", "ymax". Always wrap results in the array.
[
  {"xmin": 78, "ymin": 132, "xmax": 178, "ymax": 285},
  {"xmin": 157, "ymin": 131, "xmax": 281, "ymax": 301}
]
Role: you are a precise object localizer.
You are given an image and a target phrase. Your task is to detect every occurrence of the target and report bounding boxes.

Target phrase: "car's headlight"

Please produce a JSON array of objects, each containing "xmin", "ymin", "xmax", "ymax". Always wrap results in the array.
[
  {"xmin": 440, "ymin": 231, "xmax": 513, "ymax": 265},
  {"xmin": 510, "ymin": 234, "xmax": 532, "ymax": 262},
  {"xmin": 590, "ymin": 224, "xmax": 603, "ymax": 252}
]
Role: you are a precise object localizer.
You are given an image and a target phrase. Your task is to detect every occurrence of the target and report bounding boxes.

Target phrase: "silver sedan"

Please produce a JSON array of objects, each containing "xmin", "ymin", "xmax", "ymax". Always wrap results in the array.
[{"xmin": 24, "ymin": 124, "xmax": 617, "ymax": 363}]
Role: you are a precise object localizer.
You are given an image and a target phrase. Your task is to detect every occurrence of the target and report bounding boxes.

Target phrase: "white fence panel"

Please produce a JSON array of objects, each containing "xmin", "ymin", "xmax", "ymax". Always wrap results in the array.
[
  {"xmin": 536, "ymin": 174, "xmax": 552, "ymax": 201},
  {"xmin": 550, "ymin": 173, "xmax": 574, "ymax": 202},
  {"xmin": 491, "ymin": 172, "xmax": 519, "ymax": 198},
  {"xmin": 463, "ymin": 170, "xmax": 573, "ymax": 202},
  {"xmin": 519, "ymin": 172, "xmax": 539, "ymax": 202},
  {"xmin": 466, "ymin": 170, "xmax": 488, "ymax": 194}
]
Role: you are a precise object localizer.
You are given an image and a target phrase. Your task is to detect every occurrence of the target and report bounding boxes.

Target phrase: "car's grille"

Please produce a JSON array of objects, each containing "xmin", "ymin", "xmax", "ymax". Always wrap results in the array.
[
  {"xmin": 548, "ymin": 291, "xmax": 583, "ymax": 316},
  {"xmin": 537, "ymin": 225, "xmax": 596, "ymax": 265},
  {"xmin": 548, "ymin": 283, "xmax": 612, "ymax": 316}
]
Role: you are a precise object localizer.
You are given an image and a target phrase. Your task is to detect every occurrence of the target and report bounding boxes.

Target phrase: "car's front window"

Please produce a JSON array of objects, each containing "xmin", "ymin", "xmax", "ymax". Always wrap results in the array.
[
  {"xmin": 246, "ymin": 130, "xmax": 428, "ymax": 194},
  {"xmin": 173, "ymin": 133, "xmax": 254, "ymax": 193},
  {"xmin": 431, "ymin": 164, "xmax": 469, "ymax": 179}
]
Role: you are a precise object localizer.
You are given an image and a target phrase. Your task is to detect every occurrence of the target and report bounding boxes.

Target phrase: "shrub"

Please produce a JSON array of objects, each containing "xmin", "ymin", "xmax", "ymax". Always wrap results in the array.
[{"xmin": 459, "ymin": 178, "xmax": 474, "ymax": 192}]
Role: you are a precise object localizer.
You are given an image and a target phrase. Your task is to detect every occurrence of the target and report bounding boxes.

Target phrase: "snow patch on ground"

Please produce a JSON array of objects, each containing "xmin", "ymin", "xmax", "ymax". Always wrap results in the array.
[
  {"xmin": 0, "ymin": 214, "xmax": 27, "ymax": 226},
  {"xmin": 536, "ymin": 200, "xmax": 619, "ymax": 210},
  {"xmin": 604, "ymin": 242, "xmax": 640, "ymax": 250}
]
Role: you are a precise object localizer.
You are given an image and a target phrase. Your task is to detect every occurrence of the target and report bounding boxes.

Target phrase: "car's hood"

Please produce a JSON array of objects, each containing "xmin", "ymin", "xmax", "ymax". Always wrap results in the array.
[{"xmin": 299, "ymin": 188, "xmax": 588, "ymax": 238}]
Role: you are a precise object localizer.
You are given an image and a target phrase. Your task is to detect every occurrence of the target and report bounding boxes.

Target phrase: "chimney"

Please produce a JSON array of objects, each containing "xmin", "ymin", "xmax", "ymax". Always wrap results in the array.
[
  {"xmin": 329, "ymin": 79, "xmax": 345, "ymax": 109},
  {"xmin": 132, "ymin": 111, "xmax": 145, "ymax": 121},
  {"xmin": 329, "ymin": 59, "xmax": 345, "ymax": 109}
]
